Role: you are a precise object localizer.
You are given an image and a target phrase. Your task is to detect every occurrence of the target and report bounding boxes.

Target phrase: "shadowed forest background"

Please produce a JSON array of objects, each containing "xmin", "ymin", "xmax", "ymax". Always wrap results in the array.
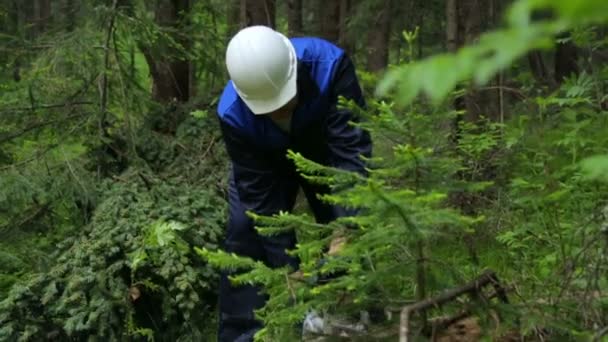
[{"xmin": 1, "ymin": 0, "xmax": 607, "ymax": 341}]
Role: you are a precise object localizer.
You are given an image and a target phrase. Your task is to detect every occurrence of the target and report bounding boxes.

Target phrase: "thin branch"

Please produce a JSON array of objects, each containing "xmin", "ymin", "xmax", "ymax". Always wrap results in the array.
[
  {"xmin": 593, "ymin": 326, "xmax": 608, "ymax": 342},
  {"xmin": 0, "ymin": 115, "xmax": 90, "ymax": 172},
  {"xmin": 399, "ymin": 270, "xmax": 508, "ymax": 342},
  {"xmin": 0, "ymin": 101, "xmax": 93, "ymax": 113},
  {"xmin": 284, "ymin": 273, "xmax": 297, "ymax": 304},
  {"xmin": 61, "ymin": 147, "xmax": 87, "ymax": 197},
  {"xmin": 0, "ymin": 112, "xmax": 88, "ymax": 145},
  {"xmin": 499, "ymin": 72, "xmax": 505, "ymax": 137},
  {"xmin": 100, "ymin": 0, "xmax": 119, "ymax": 136},
  {"xmin": 455, "ymin": 85, "xmax": 528, "ymax": 100},
  {"xmin": 0, "ymin": 203, "xmax": 50, "ymax": 235}
]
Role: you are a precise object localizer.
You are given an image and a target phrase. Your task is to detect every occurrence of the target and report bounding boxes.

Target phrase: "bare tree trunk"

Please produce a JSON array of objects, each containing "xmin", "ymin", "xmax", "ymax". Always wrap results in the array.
[
  {"xmin": 446, "ymin": 0, "xmax": 458, "ymax": 53},
  {"xmin": 316, "ymin": 0, "xmax": 339, "ymax": 44},
  {"xmin": 416, "ymin": 5, "xmax": 423, "ymax": 59},
  {"xmin": 36, "ymin": 0, "xmax": 51, "ymax": 33},
  {"xmin": 240, "ymin": 0, "xmax": 275, "ymax": 28},
  {"xmin": 366, "ymin": 0, "xmax": 391, "ymax": 72},
  {"xmin": 287, "ymin": 0, "xmax": 302, "ymax": 36},
  {"xmin": 24, "ymin": 0, "xmax": 36, "ymax": 40},
  {"xmin": 8, "ymin": 0, "xmax": 22, "ymax": 81},
  {"xmin": 447, "ymin": 0, "xmax": 497, "ymax": 267},
  {"xmin": 338, "ymin": 0, "xmax": 354, "ymax": 55},
  {"xmin": 137, "ymin": 0, "xmax": 194, "ymax": 134},
  {"xmin": 459, "ymin": 0, "xmax": 500, "ymax": 123},
  {"xmin": 555, "ymin": 35, "xmax": 579, "ymax": 83},
  {"xmin": 141, "ymin": 0, "xmax": 192, "ymax": 106},
  {"xmin": 227, "ymin": 0, "xmax": 241, "ymax": 36},
  {"xmin": 65, "ymin": 0, "xmax": 76, "ymax": 32},
  {"xmin": 527, "ymin": 51, "xmax": 552, "ymax": 85},
  {"xmin": 461, "ymin": 0, "xmax": 481, "ymax": 46}
]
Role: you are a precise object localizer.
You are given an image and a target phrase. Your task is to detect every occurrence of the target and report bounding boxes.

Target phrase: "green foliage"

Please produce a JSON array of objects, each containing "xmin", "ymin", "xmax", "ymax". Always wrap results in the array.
[
  {"xmin": 377, "ymin": 0, "xmax": 608, "ymax": 106},
  {"xmin": 0, "ymin": 114, "xmax": 228, "ymax": 341},
  {"xmin": 202, "ymin": 93, "xmax": 492, "ymax": 340},
  {"xmin": 0, "ymin": 0, "xmax": 229, "ymax": 303},
  {"xmin": 492, "ymin": 69, "xmax": 608, "ymax": 334},
  {"xmin": 580, "ymin": 155, "xmax": 608, "ymax": 183},
  {"xmin": 200, "ymin": 0, "xmax": 608, "ymax": 340},
  {"xmin": 0, "ymin": 0, "xmax": 607, "ymax": 340},
  {"xmin": 0, "ymin": 174, "xmax": 224, "ymax": 340}
]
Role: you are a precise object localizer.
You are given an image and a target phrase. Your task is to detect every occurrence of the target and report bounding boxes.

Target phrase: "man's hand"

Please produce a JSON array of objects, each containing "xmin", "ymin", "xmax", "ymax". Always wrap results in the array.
[{"xmin": 328, "ymin": 235, "xmax": 346, "ymax": 256}]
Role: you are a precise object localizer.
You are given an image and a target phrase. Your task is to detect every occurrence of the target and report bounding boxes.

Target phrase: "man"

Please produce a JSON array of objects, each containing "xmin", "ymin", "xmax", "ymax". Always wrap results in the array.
[{"xmin": 216, "ymin": 25, "xmax": 371, "ymax": 341}]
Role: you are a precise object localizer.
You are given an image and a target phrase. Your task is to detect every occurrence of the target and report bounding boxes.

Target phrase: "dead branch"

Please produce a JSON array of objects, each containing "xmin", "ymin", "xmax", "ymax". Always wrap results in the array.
[
  {"xmin": 0, "ymin": 203, "xmax": 51, "ymax": 235},
  {"xmin": 0, "ymin": 112, "xmax": 88, "ymax": 145},
  {"xmin": 593, "ymin": 325, "xmax": 608, "ymax": 341},
  {"xmin": 0, "ymin": 101, "xmax": 93, "ymax": 113},
  {"xmin": 399, "ymin": 270, "xmax": 509, "ymax": 342},
  {"xmin": 100, "ymin": 0, "xmax": 119, "ymax": 136},
  {"xmin": 0, "ymin": 115, "xmax": 89, "ymax": 172}
]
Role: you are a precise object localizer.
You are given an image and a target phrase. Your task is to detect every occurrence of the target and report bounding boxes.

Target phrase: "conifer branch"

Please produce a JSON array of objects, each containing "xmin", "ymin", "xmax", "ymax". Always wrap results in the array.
[{"xmin": 0, "ymin": 112, "xmax": 88, "ymax": 145}]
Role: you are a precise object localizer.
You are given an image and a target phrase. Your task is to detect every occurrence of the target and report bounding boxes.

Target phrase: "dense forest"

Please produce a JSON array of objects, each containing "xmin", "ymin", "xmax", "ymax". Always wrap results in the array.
[{"xmin": 1, "ymin": 0, "xmax": 607, "ymax": 341}]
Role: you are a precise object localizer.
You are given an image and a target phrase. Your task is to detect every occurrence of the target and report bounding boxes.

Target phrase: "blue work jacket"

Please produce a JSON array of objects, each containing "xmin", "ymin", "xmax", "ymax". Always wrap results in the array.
[{"xmin": 217, "ymin": 37, "xmax": 371, "ymax": 217}]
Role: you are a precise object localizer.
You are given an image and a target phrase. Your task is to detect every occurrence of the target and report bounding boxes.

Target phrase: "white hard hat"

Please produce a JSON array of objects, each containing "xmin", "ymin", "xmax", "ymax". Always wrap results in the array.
[{"xmin": 225, "ymin": 26, "xmax": 297, "ymax": 115}]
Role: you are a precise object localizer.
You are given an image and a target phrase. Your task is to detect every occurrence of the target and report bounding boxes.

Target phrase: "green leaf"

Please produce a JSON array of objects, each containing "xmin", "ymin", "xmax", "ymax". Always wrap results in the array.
[
  {"xmin": 129, "ymin": 249, "xmax": 148, "ymax": 271},
  {"xmin": 580, "ymin": 155, "xmax": 608, "ymax": 182},
  {"xmin": 190, "ymin": 110, "xmax": 208, "ymax": 119}
]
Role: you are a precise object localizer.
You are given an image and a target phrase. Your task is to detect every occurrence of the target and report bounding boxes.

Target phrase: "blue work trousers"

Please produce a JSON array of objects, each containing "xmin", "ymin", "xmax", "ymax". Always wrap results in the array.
[{"xmin": 218, "ymin": 173, "xmax": 335, "ymax": 342}]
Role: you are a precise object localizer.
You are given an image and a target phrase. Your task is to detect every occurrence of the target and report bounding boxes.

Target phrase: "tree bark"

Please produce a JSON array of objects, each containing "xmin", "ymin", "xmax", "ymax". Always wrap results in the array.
[
  {"xmin": 141, "ymin": 0, "xmax": 192, "ymax": 105},
  {"xmin": 447, "ymin": 0, "xmax": 499, "ymax": 266},
  {"xmin": 227, "ymin": 0, "xmax": 241, "ymax": 37},
  {"xmin": 458, "ymin": 0, "xmax": 500, "ymax": 122},
  {"xmin": 446, "ymin": 0, "xmax": 458, "ymax": 53},
  {"xmin": 316, "ymin": 0, "xmax": 340, "ymax": 44},
  {"xmin": 338, "ymin": 0, "xmax": 354, "ymax": 55},
  {"xmin": 287, "ymin": 0, "xmax": 302, "ymax": 36},
  {"xmin": 240, "ymin": 0, "xmax": 275, "ymax": 28},
  {"xmin": 65, "ymin": 0, "xmax": 76, "ymax": 32},
  {"xmin": 527, "ymin": 51, "xmax": 552, "ymax": 85},
  {"xmin": 36, "ymin": 0, "xmax": 51, "ymax": 33},
  {"xmin": 366, "ymin": 0, "xmax": 391, "ymax": 72},
  {"xmin": 554, "ymin": 35, "xmax": 579, "ymax": 83}
]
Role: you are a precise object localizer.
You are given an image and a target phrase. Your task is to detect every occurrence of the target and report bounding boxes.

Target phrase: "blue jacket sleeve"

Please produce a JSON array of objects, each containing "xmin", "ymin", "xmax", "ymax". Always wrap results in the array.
[
  {"xmin": 325, "ymin": 55, "xmax": 372, "ymax": 219},
  {"xmin": 219, "ymin": 121, "xmax": 295, "ymax": 216},
  {"xmin": 326, "ymin": 55, "xmax": 372, "ymax": 175}
]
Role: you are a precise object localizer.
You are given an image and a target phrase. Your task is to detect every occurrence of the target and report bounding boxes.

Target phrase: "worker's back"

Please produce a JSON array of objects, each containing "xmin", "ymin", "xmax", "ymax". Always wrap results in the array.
[{"xmin": 217, "ymin": 37, "xmax": 348, "ymax": 151}]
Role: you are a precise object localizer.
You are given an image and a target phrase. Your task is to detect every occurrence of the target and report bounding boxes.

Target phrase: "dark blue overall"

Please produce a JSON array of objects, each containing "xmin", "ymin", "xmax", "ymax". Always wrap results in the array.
[{"xmin": 216, "ymin": 37, "xmax": 372, "ymax": 342}]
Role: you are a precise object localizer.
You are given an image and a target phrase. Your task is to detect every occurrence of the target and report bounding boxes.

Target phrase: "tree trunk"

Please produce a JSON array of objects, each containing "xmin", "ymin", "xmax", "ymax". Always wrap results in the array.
[
  {"xmin": 23, "ymin": 0, "xmax": 36, "ymax": 40},
  {"xmin": 447, "ymin": 0, "xmax": 499, "ymax": 266},
  {"xmin": 416, "ymin": 4, "xmax": 423, "ymax": 59},
  {"xmin": 554, "ymin": 35, "xmax": 579, "ymax": 83},
  {"xmin": 240, "ymin": 0, "xmax": 275, "ymax": 28},
  {"xmin": 36, "ymin": 0, "xmax": 51, "ymax": 33},
  {"xmin": 527, "ymin": 51, "xmax": 553, "ymax": 86},
  {"xmin": 141, "ymin": 0, "xmax": 192, "ymax": 106},
  {"xmin": 446, "ymin": 0, "xmax": 458, "ymax": 53},
  {"xmin": 287, "ymin": 0, "xmax": 302, "ymax": 36},
  {"xmin": 338, "ymin": 0, "xmax": 354, "ymax": 55},
  {"xmin": 461, "ymin": 0, "xmax": 481, "ymax": 46},
  {"xmin": 366, "ymin": 0, "xmax": 391, "ymax": 72},
  {"xmin": 227, "ymin": 0, "xmax": 241, "ymax": 37},
  {"xmin": 316, "ymin": 0, "xmax": 339, "ymax": 44},
  {"xmin": 459, "ymin": 0, "xmax": 499, "ymax": 122},
  {"xmin": 65, "ymin": 0, "xmax": 76, "ymax": 32},
  {"xmin": 137, "ymin": 0, "xmax": 193, "ymax": 134}
]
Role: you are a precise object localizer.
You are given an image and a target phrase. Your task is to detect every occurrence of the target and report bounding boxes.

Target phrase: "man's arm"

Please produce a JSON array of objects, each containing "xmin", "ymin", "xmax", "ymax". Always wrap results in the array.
[
  {"xmin": 219, "ymin": 121, "xmax": 294, "ymax": 215},
  {"xmin": 325, "ymin": 54, "xmax": 372, "ymax": 176},
  {"xmin": 325, "ymin": 55, "xmax": 372, "ymax": 219}
]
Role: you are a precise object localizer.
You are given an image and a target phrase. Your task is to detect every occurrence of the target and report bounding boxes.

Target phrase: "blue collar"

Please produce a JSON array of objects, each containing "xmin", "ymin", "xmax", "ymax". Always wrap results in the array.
[{"xmin": 262, "ymin": 61, "xmax": 321, "ymax": 143}]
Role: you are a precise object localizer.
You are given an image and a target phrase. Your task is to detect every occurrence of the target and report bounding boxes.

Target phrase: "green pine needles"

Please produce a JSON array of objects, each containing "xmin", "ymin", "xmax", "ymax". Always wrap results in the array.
[{"xmin": 200, "ymin": 0, "xmax": 608, "ymax": 340}]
